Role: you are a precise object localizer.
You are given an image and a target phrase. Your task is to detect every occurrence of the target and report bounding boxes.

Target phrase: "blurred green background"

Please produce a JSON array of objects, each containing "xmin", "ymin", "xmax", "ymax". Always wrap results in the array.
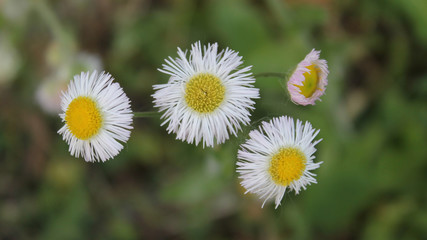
[{"xmin": 1, "ymin": 0, "xmax": 427, "ymax": 239}]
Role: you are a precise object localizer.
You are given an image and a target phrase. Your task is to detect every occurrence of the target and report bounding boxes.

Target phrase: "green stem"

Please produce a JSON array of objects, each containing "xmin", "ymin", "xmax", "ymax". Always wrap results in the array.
[
  {"xmin": 134, "ymin": 111, "xmax": 159, "ymax": 118},
  {"xmin": 254, "ymin": 72, "xmax": 287, "ymax": 79},
  {"xmin": 33, "ymin": 0, "xmax": 75, "ymax": 51}
]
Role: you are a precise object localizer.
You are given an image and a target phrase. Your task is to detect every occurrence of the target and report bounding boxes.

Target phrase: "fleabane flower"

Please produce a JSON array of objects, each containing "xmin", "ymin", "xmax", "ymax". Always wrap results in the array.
[
  {"xmin": 237, "ymin": 116, "xmax": 322, "ymax": 208},
  {"xmin": 58, "ymin": 71, "xmax": 133, "ymax": 162},
  {"xmin": 287, "ymin": 49, "xmax": 329, "ymax": 105},
  {"xmin": 153, "ymin": 41, "xmax": 259, "ymax": 147}
]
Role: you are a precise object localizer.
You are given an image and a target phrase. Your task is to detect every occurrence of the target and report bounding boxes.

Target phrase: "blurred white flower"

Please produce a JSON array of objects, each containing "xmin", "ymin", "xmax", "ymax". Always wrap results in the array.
[
  {"xmin": 36, "ymin": 66, "xmax": 70, "ymax": 114},
  {"xmin": 0, "ymin": 0, "xmax": 30, "ymax": 25},
  {"xmin": 36, "ymin": 47, "xmax": 103, "ymax": 114},
  {"xmin": 0, "ymin": 34, "xmax": 20, "ymax": 86}
]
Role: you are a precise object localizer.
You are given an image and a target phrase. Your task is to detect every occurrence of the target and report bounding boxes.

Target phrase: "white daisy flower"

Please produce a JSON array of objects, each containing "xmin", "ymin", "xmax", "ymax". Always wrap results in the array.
[
  {"xmin": 153, "ymin": 41, "xmax": 259, "ymax": 147},
  {"xmin": 287, "ymin": 49, "xmax": 329, "ymax": 105},
  {"xmin": 58, "ymin": 71, "xmax": 133, "ymax": 162},
  {"xmin": 237, "ymin": 116, "xmax": 322, "ymax": 208}
]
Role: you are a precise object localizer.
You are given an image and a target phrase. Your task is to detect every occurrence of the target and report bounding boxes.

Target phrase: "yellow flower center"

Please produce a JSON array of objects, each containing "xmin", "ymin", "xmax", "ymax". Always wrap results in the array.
[
  {"xmin": 65, "ymin": 96, "xmax": 103, "ymax": 140},
  {"xmin": 296, "ymin": 64, "xmax": 320, "ymax": 98},
  {"xmin": 269, "ymin": 147, "xmax": 306, "ymax": 186},
  {"xmin": 184, "ymin": 73, "xmax": 225, "ymax": 113}
]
